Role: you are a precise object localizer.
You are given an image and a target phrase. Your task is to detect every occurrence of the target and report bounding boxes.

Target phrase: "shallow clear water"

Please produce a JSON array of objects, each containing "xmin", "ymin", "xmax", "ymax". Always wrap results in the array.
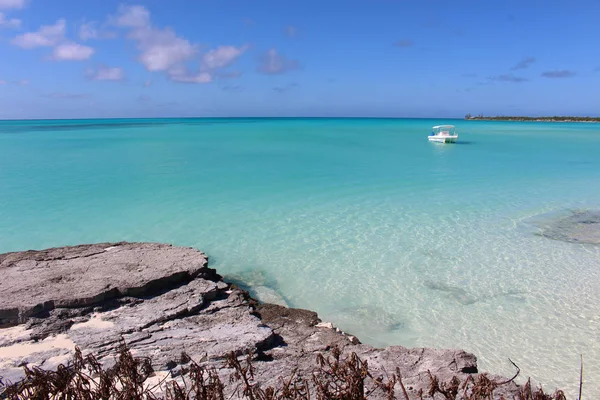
[{"xmin": 1, "ymin": 118, "xmax": 599, "ymax": 396}]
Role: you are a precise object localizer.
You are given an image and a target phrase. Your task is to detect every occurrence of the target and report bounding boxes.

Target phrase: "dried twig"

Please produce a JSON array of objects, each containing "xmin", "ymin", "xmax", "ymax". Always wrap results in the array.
[
  {"xmin": 578, "ymin": 354, "xmax": 583, "ymax": 400},
  {"xmin": 496, "ymin": 358, "xmax": 521, "ymax": 385},
  {"xmin": 396, "ymin": 368, "xmax": 410, "ymax": 400},
  {"xmin": 0, "ymin": 342, "xmax": 573, "ymax": 400}
]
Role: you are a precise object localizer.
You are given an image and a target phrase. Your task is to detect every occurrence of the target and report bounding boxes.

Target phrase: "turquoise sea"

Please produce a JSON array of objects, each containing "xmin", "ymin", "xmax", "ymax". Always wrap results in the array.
[{"xmin": 1, "ymin": 118, "xmax": 599, "ymax": 396}]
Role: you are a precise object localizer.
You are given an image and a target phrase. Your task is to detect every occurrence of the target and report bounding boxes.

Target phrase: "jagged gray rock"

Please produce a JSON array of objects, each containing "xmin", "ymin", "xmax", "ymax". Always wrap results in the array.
[
  {"xmin": 0, "ymin": 242, "xmax": 211, "ymax": 327},
  {"xmin": 0, "ymin": 242, "xmax": 521, "ymax": 399}
]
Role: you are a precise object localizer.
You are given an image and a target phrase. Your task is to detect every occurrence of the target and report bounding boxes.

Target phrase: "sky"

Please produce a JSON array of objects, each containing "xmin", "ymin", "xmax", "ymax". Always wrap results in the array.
[{"xmin": 0, "ymin": 0, "xmax": 599, "ymax": 119}]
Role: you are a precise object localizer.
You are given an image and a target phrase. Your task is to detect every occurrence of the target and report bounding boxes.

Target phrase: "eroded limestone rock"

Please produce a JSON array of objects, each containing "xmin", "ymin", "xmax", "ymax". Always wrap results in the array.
[{"xmin": 0, "ymin": 242, "xmax": 520, "ymax": 399}]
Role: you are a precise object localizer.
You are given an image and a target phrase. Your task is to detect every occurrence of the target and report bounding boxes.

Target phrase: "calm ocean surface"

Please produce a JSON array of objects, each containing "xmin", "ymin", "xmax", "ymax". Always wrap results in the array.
[{"xmin": 1, "ymin": 118, "xmax": 599, "ymax": 396}]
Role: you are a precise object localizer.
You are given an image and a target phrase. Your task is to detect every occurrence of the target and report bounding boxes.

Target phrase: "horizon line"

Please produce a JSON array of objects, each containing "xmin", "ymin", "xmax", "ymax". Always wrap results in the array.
[{"xmin": 0, "ymin": 116, "xmax": 467, "ymax": 122}]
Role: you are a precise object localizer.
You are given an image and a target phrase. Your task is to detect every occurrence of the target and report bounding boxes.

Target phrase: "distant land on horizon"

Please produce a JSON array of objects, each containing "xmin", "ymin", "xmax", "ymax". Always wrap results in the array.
[{"xmin": 465, "ymin": 114, "xmax": 600, "ymax": 122}]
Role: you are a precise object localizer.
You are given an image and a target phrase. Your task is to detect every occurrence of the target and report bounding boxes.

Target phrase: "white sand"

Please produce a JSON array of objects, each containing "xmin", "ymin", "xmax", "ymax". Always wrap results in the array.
[
  {"xmin": 0, "ymin": 334, "xmax": 74, "ymax": 358},
  {"xmin": 0, "ymin": 325, "xmax": 31, "ymax": 347},
  {"xmin": 70, "ymin": 314, "xmax": 115, "ymax": 330}
]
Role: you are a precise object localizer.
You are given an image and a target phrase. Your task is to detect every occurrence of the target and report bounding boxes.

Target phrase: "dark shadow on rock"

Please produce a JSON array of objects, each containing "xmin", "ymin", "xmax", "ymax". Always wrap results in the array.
[
  {"xmin": 257, "ymin": 332, "xmax": 287, "ymax": 352},
  {"xmin": 254, "ymin": 351, "xmax": 275, "ymax": 361},
  {"xmin": 462, "ymin": 365, "xmax": 478, "ymax": 374}
]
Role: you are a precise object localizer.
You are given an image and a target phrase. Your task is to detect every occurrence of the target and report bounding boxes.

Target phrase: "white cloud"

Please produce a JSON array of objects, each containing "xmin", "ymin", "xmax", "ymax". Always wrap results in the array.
[
  {"xmin": 88, "ymin": 66, "xmax": 125, "ymax": 81},
  {"xmin": 52, "ymin": 42, "xmax": 94, "ymax": 61},
  {"xmin": 0, "ymin": 0, "xmax": 26, "ymax": 9},
  {"xmin": 215, "ymin": 70, "xmax": 242, "ymax": 79},
  {"xmin": 113, "ymin": 4, "xmax": 150, "ymax": 28},
  {"xmin": 112, "ymin": 6, "xmax": 196, "ymax": 72},
  {"xmin": 12, "ymin": 19, "xmax": 65, "ymax": 48},
  {"xmin": 113, "ymin": 4, "xmax": 244, "ymax": 84},
  {"xmin": 168, "ymin": 67, "xmax": 212, "ymax": 83},
  {"xmin": 18, "ymin": 79, "xmax": 28, "ymax": 85},
  {"xmin": 79, "ymin": 21, "xmax": 98, "ymax": 40},
  {"xmin": 167, "ymin": 45, "xmax": 247, "ymax": 83},
  {"xmin": 0, "ymin": 79, "xmax": 6, "ymax": 84},
  {"xmin": 130, "ymin": 26, "xmax": 197, "ymax": 71},
  {"xmin": 202, "ymin": 45, "xmax": 247, "ymax": 69},
  {"xmin": 79, "ymin": 21, "xmax": 117, "ymax": 41},
  {"xmin": 257, "ymin": 48, "xmax": 300, "ymax": 75},
  {"xmin": 170, "ymin": 72, "xmax": 212, "ymax": 83},
  {"xmin": 114, "ymin": 5, "xmax": 201, "ymax": 82},
  {"xmin": 0, "ymin": 12, "xmax": 20, "ymax": 28},
  {"xmin": 12, "ymin": 18, "xmax": 95, "ymax": 62}
]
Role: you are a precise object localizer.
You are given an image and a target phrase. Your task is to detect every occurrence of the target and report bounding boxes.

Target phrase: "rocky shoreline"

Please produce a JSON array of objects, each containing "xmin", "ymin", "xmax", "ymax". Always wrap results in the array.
[{"xmin": 0, "ymin": 242, "xmax": 524, "ymax": 399}]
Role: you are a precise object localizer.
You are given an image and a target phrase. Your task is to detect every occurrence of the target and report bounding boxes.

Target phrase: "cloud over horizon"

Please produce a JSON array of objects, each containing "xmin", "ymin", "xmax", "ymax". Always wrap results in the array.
[
  {"xmin": 11, "ymin": 18, "xmax": 94, "ymax": 61},
  {"xmin": 52, "ymin": 42, "xmax": 94, "ymax": 61},
  {"xmin": 0, "ymin": 0, "xmax": 26, "ymax": 9},
  {"xmin": 87, "ymin": 65, "xmax": 125, "ymax": 81},
  {"xmin": 257, "ymin": 48, "xmax": 300, "ymax": 74},
  {"xmin": 511, "ymin": 57, "xmax": 536, "ymax": 70},
  {"xmin": 113, "ymin": 5, "xmax": 245, "ymax": 84},
  {"xmin": 488, "ymin": 74, "xmax": 528, "ymax": 83},
  {"xmin": 79, "ymin": 21, "xmax": 117, "ymax": 41},
  {"xmin": 0, "ymin": 12, "xmax": 20, "ymax": 28},
  {"xmin": 0, "ymin": 1, "xmax": 598, "ymax": 118},
  {"xmin": 12, "ymin": 19, "xmax": 66, "ymax": 48},
  {"xmin": 202, "ymin": 45, "xmax": 248, "ymax": 70},
  {"xmin": 541, "ymin": 70, "xmax": 576, "ymax": 78}
]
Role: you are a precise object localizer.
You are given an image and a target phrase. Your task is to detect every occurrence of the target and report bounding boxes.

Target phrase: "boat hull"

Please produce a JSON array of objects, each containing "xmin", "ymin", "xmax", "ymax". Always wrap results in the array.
[{"xmin": 428, "ymin": 135, "xmax": 458, "ymax": 143}]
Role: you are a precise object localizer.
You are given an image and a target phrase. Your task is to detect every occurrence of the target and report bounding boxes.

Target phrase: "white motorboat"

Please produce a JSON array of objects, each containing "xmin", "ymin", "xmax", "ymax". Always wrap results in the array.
[{"xmin": 428, "ymin": 125, "xmax": 458, "ymax": 143}]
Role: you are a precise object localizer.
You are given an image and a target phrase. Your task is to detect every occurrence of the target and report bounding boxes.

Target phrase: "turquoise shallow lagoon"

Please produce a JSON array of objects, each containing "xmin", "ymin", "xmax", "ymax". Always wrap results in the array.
[{"xmin": 1, "ymin": 118, "xmax": 599, "ymax": 396}]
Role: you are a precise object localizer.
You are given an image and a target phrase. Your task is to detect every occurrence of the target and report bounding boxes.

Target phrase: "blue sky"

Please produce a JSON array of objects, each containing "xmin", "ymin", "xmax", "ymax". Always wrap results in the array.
[{"xmin": 0, "ymin": 0, "xmax": 599, "ymax": 119}]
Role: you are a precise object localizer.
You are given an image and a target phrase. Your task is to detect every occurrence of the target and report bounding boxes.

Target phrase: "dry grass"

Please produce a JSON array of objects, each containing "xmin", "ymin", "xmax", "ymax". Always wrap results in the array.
[{"xmin": 0, "ymin": 342, "xmax": 571, "ymax": 399}]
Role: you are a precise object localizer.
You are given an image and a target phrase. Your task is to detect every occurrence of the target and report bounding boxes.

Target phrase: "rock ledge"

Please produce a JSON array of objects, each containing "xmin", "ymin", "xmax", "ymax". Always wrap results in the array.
[{"xmin": 0, "ymin": 242, "xmax": 519, "ymax": 399}]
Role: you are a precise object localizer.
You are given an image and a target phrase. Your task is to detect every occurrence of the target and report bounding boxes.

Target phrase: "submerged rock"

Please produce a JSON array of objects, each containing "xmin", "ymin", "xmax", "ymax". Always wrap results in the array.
[
  {"xmin": 331, "ymin": 305, "xmax": 407, "ymax": 338},
  {"xmin": 0, "ymin": 242, "xmax": 521, "ymax": 399},
  {"xmin": 533, "ymin": 209, "xmax": 600, "ymax": 245},
  {"xmin": 424, "ymin": 280, "xmax": 478, "ymax": 305},
  {"xmin": 225, "ymin": 269, "xmax": 290, "ymax": 307},
  {"xmin": 423, "ymin": 280, "xmax": 526, "ymax": 306}
]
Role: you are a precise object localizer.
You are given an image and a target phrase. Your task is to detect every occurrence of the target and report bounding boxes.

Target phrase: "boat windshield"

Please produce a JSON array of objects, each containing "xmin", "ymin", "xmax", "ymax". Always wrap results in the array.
[{"xmin": 431, "ymin": 125, "xmax": 455, "ymax": 135}]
